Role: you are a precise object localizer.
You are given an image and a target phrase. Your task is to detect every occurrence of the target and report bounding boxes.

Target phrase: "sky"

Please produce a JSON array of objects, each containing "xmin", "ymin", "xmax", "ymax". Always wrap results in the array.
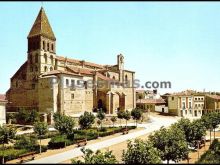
[{"xmin": 0, "ymin": 2, "xmax": 220, "ymax": 94}]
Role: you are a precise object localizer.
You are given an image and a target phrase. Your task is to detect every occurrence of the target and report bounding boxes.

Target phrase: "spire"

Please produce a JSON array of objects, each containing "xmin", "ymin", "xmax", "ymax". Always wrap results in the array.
[{"xmin": 28, "ymin": 7, "xmax": 56, "ymax": 40}]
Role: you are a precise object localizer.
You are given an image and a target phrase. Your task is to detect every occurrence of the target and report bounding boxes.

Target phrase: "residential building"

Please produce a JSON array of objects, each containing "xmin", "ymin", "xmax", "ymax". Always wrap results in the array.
[{"xmin": 0, "ymin": 94, "xmax": 7, "ymax": 125}]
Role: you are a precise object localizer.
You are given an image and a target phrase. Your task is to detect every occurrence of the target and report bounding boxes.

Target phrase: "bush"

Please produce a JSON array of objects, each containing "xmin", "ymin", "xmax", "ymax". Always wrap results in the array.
[
  {"xmin": 14, "ymin": 135, "xmax": 38, "ymax": 151},
  {"xmin": 0, "ymin": 148, "xmax": 27, "ymax": 162},
  {"xmin": 100, "ymin": 127, "xmax": 107, "ymax": 132},
  {"xmin": 48, "ymin": 135, "xmax": 73, "ymax": 149}
]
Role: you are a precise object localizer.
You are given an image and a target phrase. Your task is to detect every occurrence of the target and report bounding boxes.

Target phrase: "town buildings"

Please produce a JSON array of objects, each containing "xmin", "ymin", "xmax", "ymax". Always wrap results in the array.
[{"xmin": 6, "ymin": 7, "xmax": 136, "ymax": 124}]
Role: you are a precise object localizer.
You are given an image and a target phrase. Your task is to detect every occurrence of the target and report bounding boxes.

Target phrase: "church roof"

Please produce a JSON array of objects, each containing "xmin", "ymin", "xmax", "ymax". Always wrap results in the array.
[{"xmin": 28, "ymin": 7, "xmax": 56, "ymax": 40}]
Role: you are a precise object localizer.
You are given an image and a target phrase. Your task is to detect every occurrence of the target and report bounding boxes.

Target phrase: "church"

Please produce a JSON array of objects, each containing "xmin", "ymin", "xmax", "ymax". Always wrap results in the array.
[{"xmin": 6, "ymin": 7, "xmax": 136, "ymax": 123}]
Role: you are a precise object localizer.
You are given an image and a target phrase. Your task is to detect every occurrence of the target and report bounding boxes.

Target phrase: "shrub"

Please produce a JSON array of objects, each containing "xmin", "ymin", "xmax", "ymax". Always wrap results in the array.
[
  {"xmin": 0, "ymin": 148, "xmax": 27, "ymax": 162},
  {"xmin": 48, "ymin": 135, "xmax": 73, "ymax": 149},
  {"xmin": 14, "ymin": 135, "xmax": 38, "ymax": 151},
  {"xmin": 100, "ymin": 127, "xmax": 107, "ymax": 132}
]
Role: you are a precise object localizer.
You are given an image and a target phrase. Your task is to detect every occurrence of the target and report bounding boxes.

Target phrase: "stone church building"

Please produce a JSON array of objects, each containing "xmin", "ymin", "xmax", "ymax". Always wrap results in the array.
[{"xmin": 6, "ymin": 7, "xmax": 136, "ymax": 123}]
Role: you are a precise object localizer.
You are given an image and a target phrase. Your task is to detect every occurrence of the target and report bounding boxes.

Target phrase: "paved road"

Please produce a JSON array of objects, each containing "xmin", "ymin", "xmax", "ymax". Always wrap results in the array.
[{"xmin": 27, "ymin": 115, "xmax": 179, "ymax": 164}]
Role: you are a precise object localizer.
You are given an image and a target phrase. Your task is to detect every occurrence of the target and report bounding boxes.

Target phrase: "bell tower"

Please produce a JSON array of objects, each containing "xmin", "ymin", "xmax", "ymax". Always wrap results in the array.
[{"xmin": 27, "ymin": 7, "xmax": 56, "ymax": 80}]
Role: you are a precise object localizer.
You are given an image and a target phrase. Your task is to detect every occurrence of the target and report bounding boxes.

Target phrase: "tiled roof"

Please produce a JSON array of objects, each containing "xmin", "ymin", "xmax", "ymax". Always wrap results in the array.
[
  {"xmin": 0, "ymin": 94, "xmax": 7, "ymax": 102},
  {"xmin": 67, "ymin": 66, "xmax": 93, "ymax": 75},
  {"xmin": 96, "ymin": 72, "xmax": 114, "ymax": 81},
  {"xmin": 41, "ymin": 70, "xmax": 83, "ymax": 77},
  {"xmin": 207, "ymin": 95, "xmax": 220, "ymax": 100},
  {"xmin": 28, "ymin": 7, "xmax": 56, "ymax": 40},
  {"xmin": 56, "ymin": 56, "xmax": 104, "ymax": 69},
  {"xmin": 136, "ymin": 98, "xmax": 166, "ymax": 104}
]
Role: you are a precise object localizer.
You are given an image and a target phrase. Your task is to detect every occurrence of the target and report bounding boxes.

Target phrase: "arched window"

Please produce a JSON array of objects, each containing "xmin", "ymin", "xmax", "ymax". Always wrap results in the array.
[
  {"xmin": 44, "ymin": 66, "xmax": 48, "ymax": 72},
  {"xmin": 43, "ymin": 41, "xmax": 45, "ymax": 50},
  {"xmin": 35, "ymin": 54, "xmax": 38, "ymax": 63},
  {"xmin": 47, "ymin": 43, "xmax": 50, "ymax": 51},
  {"xmin": 35, "ymin": 66, "xmax": 38, "ymax": 72},
  {"xmin": 44, "ymin": 54, "xmax": 47, "ymax": 64},
  {"xmin": 50, "ymin": 55, "xmax": 53, "ymax": 65},
  {"xmin": 113, "ymin": 76, "xmax": 115, "ymax": 80},
  {"xmin": 50, "ymin": 67, "xmax": 53, "ymax": 71},
  {"xmin": 125, "ymin": 75, "xmax": 128, "ymax": 81}
]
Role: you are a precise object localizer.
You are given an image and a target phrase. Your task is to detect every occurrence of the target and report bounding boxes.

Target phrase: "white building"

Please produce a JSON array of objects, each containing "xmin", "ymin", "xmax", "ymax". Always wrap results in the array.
[{"xmin": 0, "ymin": 94, "xmax": 7, "ymax": 125}]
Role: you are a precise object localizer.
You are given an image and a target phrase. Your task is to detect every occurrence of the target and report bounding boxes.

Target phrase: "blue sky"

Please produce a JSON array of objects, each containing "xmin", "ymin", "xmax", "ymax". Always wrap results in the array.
[{"xmin": 0, "ymin": 2, "xmax": 220, "ymax": 94}]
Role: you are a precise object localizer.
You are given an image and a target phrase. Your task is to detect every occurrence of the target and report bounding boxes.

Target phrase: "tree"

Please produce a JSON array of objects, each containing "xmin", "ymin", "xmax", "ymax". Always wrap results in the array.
[
  {"xmin": 72, "ymin": 148, "xmax": 118, "ymax": 164},
  {"xmin": 149, "ymin": 126, "xmax": 189, "ymax": 164},
  {"xmin": 131, "ymin": 108, "xmax": 143, "ymax": 127},
  {"xmin": 16, "ymin": 108, "xmax": 29, "ymax": 125},
  {"xmin": 122, "ymin": 139, "xmax": 162, "ymax": 164},
  {"xmin": 27, "ymin": 110, "xmax": 40, "ymax": 124},
  {"xmin": 171, "ymin": 118, "xmax": 192, "ymax": 144},
  {"xmin": 110, "ymin": 116, "xmax": 117, "ymax": 127},
  {"xmin": 117, "ymin": 110, "xmax": 124, "ymax": 127},
  {"xmin": 96, "ymin": 109, "xmax": 105, "ymax": 129},
  {"xmin": 123, "ymin": 110, "xmax": 131, "ymax": 130},
  {"xmin": 189, "ymin": 119, "xmax": 206, "ymax": 148},
  {"xmin": 79, "ymin": 111, "xmax": 95, "ymax": 130},
  {"xmin": 201, "ymin": 113, "xmax": 213, "ymax": 145},
  {"xmin": 53, "ymin": 113, "xmax": 75, "ymax": 137},
  {"xmin": 0, "ymin": 125, "xmax": 16, "ymax": 164},
  {"xmin": 209, "ymin": 112, "xmax": 220, "ymax": 139},
  {"xmin": 34, "ymin": 121, "xmax": 48, "ymax": 154}
]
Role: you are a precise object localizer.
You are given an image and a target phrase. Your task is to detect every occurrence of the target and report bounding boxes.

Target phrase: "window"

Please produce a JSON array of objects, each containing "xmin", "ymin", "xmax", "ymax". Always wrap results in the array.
[
  {"xmin": 50, "ymin": 67, "xmax": 53, "ymax": 71},
  {"xmin": 182, "ymin": 102, "xmax": 186, "ymax": 109},
  {"xmin": 125, "ymin": 75, "xmax": 128, "ymax": 81},
  {"xmin": 52, "ymin": 44, "xmax": 54, "ymax": 51},
  {"xmin": 198, "ymin": 104, "xmax": 200, "ymax": 107},
  {"xmin": 84, "ymin": 81, "xmax": 87, "ymax": 89},
  {"xmin": 44, "ymin": 54, "xmax": 47, "ymax": 63},
  {"xmin": 50, "ymin": 55, "xmax": 53, "ymax": 65},
  {"xmin": 71, "ymin": 80, "xmax": 75, "ymax": 87},
  {"xmin": 185, "ymin": 110, "xmax": 187, "ymax": 115},
  {"xmin": 198, "ymin": 98, "xmax": 200, "ymax": 101},
  {"xmin": 35, "ymin": 54, "xmax": 38, "ymax": 63},
  {"xmin": 44, "ymin": 66, "xmax": 48, "ymax": 72},
  {"xmin": 172, "ymin": 97, "xmax": 174, "ymax": 101},
  {"xmin": 195, "ymin": 98, "xmax": 197, "ymax": 101},
  {"xmin": 71, "ymin": 94, "xmax": 74, "ymax": 99},
  {"xmin": 47, "ymin": 43, "xmax": 50, "ymax": 51},
  {"xmin": 189, "ymin": 102, "xmax": 192, "ymax": 109},
  {"xmin": 113, "ymin": 76, "xmax": 115, "ymax": 80},
  {"xmin": 43, "ymin": 41, "xmax": 45, "ymax": 50},
  {"xmin": 66, "ymin": 79, "xmax": 69, "ymax": 86}
]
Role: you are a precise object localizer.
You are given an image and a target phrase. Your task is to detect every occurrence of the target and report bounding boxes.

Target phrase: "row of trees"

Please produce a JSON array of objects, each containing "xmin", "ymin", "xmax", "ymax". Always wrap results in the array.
[{"xmin": 72, "ymin": 112, "xmax": 220, "ymax": 164}]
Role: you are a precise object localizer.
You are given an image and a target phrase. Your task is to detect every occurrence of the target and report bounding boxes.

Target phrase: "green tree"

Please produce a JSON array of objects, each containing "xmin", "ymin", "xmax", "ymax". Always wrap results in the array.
[
  {"xmin": 131, "ymin": 108, "xmax": 143, "ymax": 127},
  {"xmin": 79, "ymin": 111, "xmax": 95, "ymax": 130},
  {"xmin": 34, "ymin": 121, "xmax": 48, "ymax": 154},
  {"xmin": 209, "ymin": 112, "xmax": 220, "ymax": 139},
  {"xmin": 149, "ymin": 126, "xmax": 189, "ymax": 164},
  {"xmin": 123, "ymin": 110, "xmax": 131, "ymax": 130},
  {"xmin": 117, "ymin": 110, "xmax": 124, "ymax": 127},
  {"xmin": 0, "ymin": 125, "xmax": 16, "ymax": 164},
  {"xmin": 27, "ymin": 110, "xmax": 40, "ymax": 124},
  {"xmin": 171, "ymin": 118, "xmax": 192, "ymax": 144},
  {"xmin": 53, "ymin": 113, "xmax": 75, "ymax": 137},
  {"xmin": 110, "ymin": 116, "xmax": 117, "ymax": 127},
  {"xmin": 16, "ymin": 108, "xmax": 29, "ymax": 125},
  {"xmin": 201, "ymin": 113, "xmax": 213, "ymax": 145},
  {"xmin": 72, "ymin": 148, "xmax": 118, "ymax": 164},
  {"xmin": 96, "ymin": 109, "xmax": 105, "ymax": 129},
  {"xmin": 189, "ymin": 119, "xmax": 206, "ymax": 148},
  {"xmin": 122, "ymin": 139, "xmax": 162, "ymax": 164}
]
